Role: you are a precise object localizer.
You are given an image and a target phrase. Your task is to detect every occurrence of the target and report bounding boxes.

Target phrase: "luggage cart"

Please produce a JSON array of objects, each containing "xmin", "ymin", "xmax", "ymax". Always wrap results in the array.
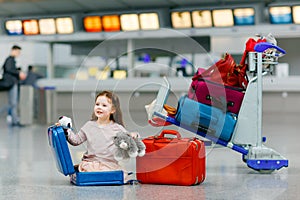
[{"xmin": 148, "ymin": 43, "xmax": 288, "ymax": 173}]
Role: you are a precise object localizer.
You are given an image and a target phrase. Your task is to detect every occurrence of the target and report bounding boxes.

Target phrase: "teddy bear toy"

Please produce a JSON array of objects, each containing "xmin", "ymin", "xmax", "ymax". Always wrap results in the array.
[
  {"xmin": 58, "ymin": 116, "xmax": 73, "ymax": 129},
  {"xmin": 113, "ymin": 132, "xmax": 146, "ymax": 161}
]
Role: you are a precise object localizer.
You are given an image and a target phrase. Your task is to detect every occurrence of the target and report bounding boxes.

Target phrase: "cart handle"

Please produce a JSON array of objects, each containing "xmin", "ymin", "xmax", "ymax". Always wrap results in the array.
[{"xmin": 254, "ymin": 42, "xmax": 286, "ymax": 55}]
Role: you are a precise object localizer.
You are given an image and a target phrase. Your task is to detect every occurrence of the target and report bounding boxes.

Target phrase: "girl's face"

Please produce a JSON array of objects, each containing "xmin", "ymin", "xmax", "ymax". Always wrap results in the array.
[{"xmin": 94, "ymin": 95, "xmax": 115, "ymax": 122}]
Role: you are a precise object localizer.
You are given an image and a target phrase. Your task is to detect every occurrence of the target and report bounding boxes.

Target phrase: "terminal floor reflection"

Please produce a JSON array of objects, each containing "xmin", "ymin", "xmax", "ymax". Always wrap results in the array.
[{"xmin": 0, "ymin": 112, "xmax": 299, "ymax": 200}]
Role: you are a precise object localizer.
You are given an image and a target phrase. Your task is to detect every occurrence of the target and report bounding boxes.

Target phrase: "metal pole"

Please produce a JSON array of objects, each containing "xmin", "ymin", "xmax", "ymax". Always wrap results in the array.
[
  {"xmin": 47, "ymin": 43, "xmax": 54, "ymax": 78},
  {"xmin": 46, "ymin": 43, "xmax": 55, "ymax": 124},
  {"xmin": 127, "ymin": 39, "xmax": 135, "ymax": 78},
  {"xmin": 257, "ymin": 52, "xmax": 263, "ymax": 147}
]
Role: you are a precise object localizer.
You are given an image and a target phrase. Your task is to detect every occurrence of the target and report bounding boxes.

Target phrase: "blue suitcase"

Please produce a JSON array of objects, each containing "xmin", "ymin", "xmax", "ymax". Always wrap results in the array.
[
  {"xmin": 47, "ymin": 125, "xmax": 124, "ymax": 186},
  {"xmin": 175, "ymin": 95, "xmax": 237, "ymax": 142}
]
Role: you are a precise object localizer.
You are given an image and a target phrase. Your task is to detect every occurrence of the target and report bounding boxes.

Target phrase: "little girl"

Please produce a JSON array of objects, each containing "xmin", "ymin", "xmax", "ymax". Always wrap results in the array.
[{"xmin": 63, "ymin": 90, "xmax": 137, "ymax": 181}]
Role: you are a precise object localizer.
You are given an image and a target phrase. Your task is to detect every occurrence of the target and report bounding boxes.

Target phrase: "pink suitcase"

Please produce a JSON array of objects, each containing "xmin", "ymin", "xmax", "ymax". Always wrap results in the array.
[{"xmin": 188, "ymin": 77, "xmax": 245, "ymax": 114}]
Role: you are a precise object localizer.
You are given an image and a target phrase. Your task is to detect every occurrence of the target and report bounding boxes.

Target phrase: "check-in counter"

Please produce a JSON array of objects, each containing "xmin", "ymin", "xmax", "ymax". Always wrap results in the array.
[
  {"xmin": 36, "ymin": 77, "xmax": 189, "ymax": 132},
  {"xmin": 36, "ymin": 76, "xmax": 300, "ymax": 135}
]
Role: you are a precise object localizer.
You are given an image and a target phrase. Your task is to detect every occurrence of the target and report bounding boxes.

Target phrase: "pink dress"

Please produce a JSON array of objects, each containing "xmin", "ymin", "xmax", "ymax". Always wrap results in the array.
[{"xmin": 66, "ymin": 120, "xmax": 129, "ymax": 180}]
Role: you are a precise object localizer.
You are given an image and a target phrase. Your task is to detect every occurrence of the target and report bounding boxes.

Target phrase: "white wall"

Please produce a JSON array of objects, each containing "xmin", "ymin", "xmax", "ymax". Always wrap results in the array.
[
  {"xmin": 1, "ymin": 37, "xmax": 299, "ymax": 77},
  {"xmin": 211, "ymin": 36, "xmax": 250, "ymax": 54}
]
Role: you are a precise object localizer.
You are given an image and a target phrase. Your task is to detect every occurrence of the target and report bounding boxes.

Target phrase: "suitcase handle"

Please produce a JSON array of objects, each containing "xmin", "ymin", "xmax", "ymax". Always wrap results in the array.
[{"xmin": 158, "ymin": 129, "xmax": 181, "ymax": 139}]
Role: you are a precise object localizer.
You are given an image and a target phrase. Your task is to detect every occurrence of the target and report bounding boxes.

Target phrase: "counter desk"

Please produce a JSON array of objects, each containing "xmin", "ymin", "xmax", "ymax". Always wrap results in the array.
[{"xmin": 34, "ymin": 76, "xmax": 300, "ymax": 134}]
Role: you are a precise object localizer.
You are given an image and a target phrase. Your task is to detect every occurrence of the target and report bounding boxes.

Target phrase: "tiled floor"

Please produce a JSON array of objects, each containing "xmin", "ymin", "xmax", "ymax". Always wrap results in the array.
[{"xmin": 0, "ymin": 111, "xmax": 299, "ymax": 200}]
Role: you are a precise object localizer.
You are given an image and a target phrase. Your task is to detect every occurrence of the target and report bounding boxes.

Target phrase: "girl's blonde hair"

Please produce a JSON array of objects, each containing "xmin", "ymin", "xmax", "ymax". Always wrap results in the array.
[{"xmin": 91, "ymin": 90, "xmax": 125, "ymax": 127}]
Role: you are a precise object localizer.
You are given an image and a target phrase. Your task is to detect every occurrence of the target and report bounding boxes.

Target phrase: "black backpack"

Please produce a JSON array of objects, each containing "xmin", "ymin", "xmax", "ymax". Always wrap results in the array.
[{"xmin": 0, "ymin": 65, "xmax": 15, "ymax": 91}]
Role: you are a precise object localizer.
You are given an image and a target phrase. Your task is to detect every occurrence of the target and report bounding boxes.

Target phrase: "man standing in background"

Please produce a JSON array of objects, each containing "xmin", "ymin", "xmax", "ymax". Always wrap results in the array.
[
  {"xmin": 21, "ymin": 65, "xmax": 44, "ymax": 87},
  {"xmin": 3, "ymin": 45, "xmax": 26, "ymax": 126}
]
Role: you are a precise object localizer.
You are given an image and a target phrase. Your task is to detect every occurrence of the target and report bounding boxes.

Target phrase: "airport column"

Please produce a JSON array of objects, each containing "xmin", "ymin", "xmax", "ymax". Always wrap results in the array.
[
  {"xmin": 47, "ymin": 43, "xmax": 54, "ymax": 78},
  {"xmin": 127, "ymin": 39, "xmax": 135, "ymax": 78},
  {"xmin": 19, "ymin": 85, "xmax": 34, "ymax": 125}
]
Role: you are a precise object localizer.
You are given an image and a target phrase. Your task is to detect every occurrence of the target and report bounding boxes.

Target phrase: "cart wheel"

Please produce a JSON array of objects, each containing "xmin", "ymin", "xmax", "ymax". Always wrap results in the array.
[{"xmin": 128, "ymin": 180, "xmax": 140, "ymax": 185}]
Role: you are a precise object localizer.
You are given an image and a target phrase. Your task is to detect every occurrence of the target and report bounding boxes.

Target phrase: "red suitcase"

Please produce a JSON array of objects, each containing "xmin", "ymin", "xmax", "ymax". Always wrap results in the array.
[
  {"xmin": 136, "ymin": 130, "xmax": 206, "ymax": 186},
  {"xmin": 188, "ymin": 77, "xmax": 245, "ymax": 114}
]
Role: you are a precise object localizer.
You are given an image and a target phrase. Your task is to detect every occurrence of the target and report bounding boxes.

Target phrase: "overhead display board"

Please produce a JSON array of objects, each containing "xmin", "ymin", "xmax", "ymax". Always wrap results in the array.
[
  {"xmin": 269, "ymin": 6, "xmax": 292, "ymax": 24},
  {"xmin": 83, "ymin": 12, "xmax": 160, "ymax": 32},
  {"xmin": 39, "ymin": 18, "xmax": 56, "ymax": 34},
  {"xmin": 5, "ymin": 20, "xmax": 23, "ymax": 35},
  {"xmin": 233, "ymin": 8, "xmax": 255, "ymax": 25},
  {"xmin": 212, "ymin": 9, "xmax": 234, "ymax": 27},
  {"xmin": 5, "ymin": 17, "xmax": 74, "ymax": 36},
  {"xmin": 83, "ymin": 16, "xmax": 102, "ymax": 32},
  {"xmin": 139, "ymin": 13, "xmax": 160, "ymax": 30},
  {"xmin": 191, "ymin": 10, "xmax": 212, "ymax": 28},
  {"xmin": 102, "ymin": 15, "xmax": 121, "ymax": 32},
  {"xmin": 171, "ymin": 11, "xmax": 192, "ymax": 28},
  {"xmin": 22, "ymin": 19, "xmax": 39, "ymax": 35},
  {"xmin": 56, "ymin": 17, "xmax": 74, "ymax": 34},
  {"xmin": 120, "ymin": 14, "xmax": 140, "ymax": 31},
  {"xmin": 5, "ymin": 4, "xmax": 300, "ymax": 37},
  {"xmin": 292, "ymin": 6, "xmax": 300, "ymax": 24}
]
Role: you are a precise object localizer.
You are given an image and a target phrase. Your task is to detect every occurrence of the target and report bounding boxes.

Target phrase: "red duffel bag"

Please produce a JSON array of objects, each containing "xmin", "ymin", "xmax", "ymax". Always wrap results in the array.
[{"xmin": 195, "ymin": 53, "xmax": 248, "ymax": 89}]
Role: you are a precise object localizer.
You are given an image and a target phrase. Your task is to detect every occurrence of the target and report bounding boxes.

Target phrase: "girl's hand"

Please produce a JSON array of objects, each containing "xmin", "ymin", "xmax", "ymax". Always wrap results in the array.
[
  {"xmin": 19, "ymin": 71, "xmax": 26, "ymax": 80},
  {"xmin": 55, "ymin": 122, "xmax": 69, "ymax": 137}
]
